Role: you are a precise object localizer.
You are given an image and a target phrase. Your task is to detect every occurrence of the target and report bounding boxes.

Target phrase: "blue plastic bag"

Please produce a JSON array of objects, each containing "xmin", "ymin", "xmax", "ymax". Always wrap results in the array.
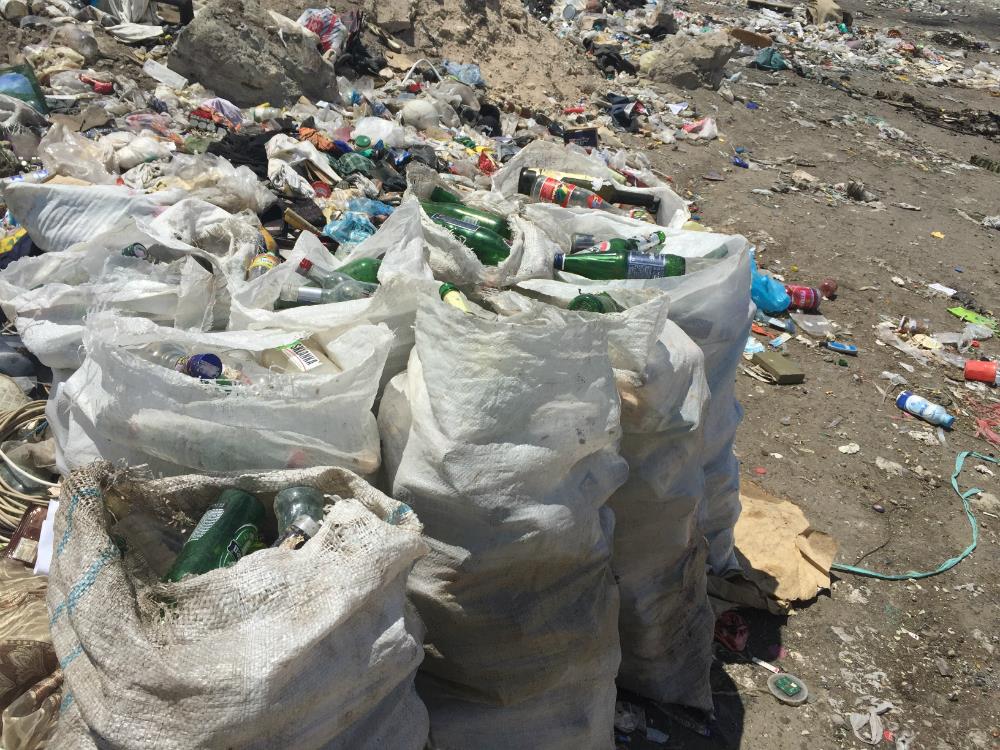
[
  {"xmin": 750, "ymin": 255, "xmax": 790, "ymax": 314},
  {"xmin": 347, "ymin": 198, "xmax": 394, "ymax": 218},
  {"xmin": 322, "ymin": 212, "xmax": 377, "ymax": 246},
  {"xmin": 442, "ymin": 61, "xmax": 484, "ymax": 87}
]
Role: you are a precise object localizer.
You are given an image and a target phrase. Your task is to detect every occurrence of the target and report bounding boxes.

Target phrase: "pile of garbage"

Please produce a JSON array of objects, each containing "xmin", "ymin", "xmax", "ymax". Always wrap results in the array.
[
  {"xmin": 539, "ymin": 0, "xmax": 1000, "ymax": 96},
  {"xmin": 0, "ymin": 1, "xmax": 764, "ymax": 749}
]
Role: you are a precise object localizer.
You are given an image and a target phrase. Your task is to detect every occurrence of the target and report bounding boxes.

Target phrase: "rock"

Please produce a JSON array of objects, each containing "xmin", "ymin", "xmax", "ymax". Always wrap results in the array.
[
  {"xmin": 639, "ymin": 31, "xmax": 737, "ymax": 90},
  {"xmin": 369, "ymin": 0, "xmax": 415, "ymax": 34},
  {"xmin": 875, "ymin": 456, "xmax": 904, "ymax": 476},
  {"xmin": 838, "ymin": 442, "xmax": 861, "ymax": 454},
  {"xmin": 971, "ymin": 492, "xmax": 1000, "ymax": 513},
  {"xmin": 936, "ymin": 658, "xmax": 953, "ymax": 677},
  {"xmin": 167, "ymin": 0, "xmax": 339, "ymax": 108}
]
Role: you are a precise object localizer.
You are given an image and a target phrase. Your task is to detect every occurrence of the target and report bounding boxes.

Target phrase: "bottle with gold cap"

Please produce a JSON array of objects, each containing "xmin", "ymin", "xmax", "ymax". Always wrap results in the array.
[{"xmin": 439, "ymin": 282, "xmax": 471, "ymax": 313}]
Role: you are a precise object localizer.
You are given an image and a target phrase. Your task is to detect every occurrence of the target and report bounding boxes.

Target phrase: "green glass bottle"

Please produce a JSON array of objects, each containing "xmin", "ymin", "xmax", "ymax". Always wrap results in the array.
[
  {"xmin": 518, "ymin": 167, "xmax": 662, "ymax": 213},
  {"xmin": 425, "ymin": 212, "xmax": 511, "ymax": 266},
  {"xmin": 567, "ymin": 292, "xmax": 622, "ymax": 313},
  {"xmin": 420, "ymin": 201, "xmax": 512, "ymax": 240},
  {"xmin": 429, "ymin": 186, "xmax": 464, "ymax": 204},
  {"xmin": 553, "ymin": 250, "xmax": 686, "ymax": 280},
  {"xmin": 336, "ymin": 257, "xmax": 381, "ymax": 284},
  {"xmin": 164, "ymin": 489, "xmax": 266, "ymax": 582}
]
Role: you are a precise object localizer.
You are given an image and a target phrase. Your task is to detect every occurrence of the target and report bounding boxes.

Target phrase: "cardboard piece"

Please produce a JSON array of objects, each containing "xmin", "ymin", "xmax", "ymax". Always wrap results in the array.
[{"xmin": 709, "ymin": 481, "xmax": 837, "ymax": 613}]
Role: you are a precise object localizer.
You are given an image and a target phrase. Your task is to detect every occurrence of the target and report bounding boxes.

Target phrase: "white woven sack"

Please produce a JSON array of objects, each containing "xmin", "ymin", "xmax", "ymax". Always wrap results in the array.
[
  {"xmin": 47, "ymin": 313, "xmax": 390, "ymax": 477},
  {"xmin": 523, "ymin": 204, "xmax": 753, "ymax": 574},
  {"xmin": 494, "ymin": 285, "xmax": 714, "ymax": 709},
  {"xmin": 47, "ymin": 462, "xmax": 429, "ymax": 749},
  {"xmin": 378, "ymin": 299, "xmax": 625, "ymax": 750}
]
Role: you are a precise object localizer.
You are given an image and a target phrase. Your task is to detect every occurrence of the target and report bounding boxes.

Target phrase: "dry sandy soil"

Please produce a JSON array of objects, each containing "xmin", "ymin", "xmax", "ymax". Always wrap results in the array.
[{"xmin": 615, "ymin": 1, "xmax": 1000, "ymax": 747}]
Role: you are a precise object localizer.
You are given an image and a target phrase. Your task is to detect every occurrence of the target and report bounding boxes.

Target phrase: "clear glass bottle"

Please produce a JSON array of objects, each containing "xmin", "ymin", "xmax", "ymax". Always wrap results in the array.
[{"xmin": 259, "ymin": 337, "xmax": 341, "ymax": 376}]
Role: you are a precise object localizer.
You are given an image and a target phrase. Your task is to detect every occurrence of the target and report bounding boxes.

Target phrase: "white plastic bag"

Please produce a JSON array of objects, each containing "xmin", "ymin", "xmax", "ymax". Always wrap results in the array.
[
  {"xmin": 47, "ymin": 462, "xmax": 429, "ymax": 749},
  {"xmin": 37, "ymin": 123, "xmax": 117, "ymax": 185},
  {"xmin": 378, "ymin": 299, "xmax": 625, "ymax": 750},
  {"xmin": 49, "ymin": 314, "xmax": 391, "ymax": 477}
]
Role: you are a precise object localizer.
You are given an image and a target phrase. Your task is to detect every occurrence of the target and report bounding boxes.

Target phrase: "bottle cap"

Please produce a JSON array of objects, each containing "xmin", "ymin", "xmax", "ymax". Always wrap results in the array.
[
  {"xmin": 964, "ymin": 359, "xmax": 998, "ymax": 384},
  {"xmin": 297, "ymin": 259, "xmax": 314, "ymax": 275},
  {"xmin": 354, "ymin": 134, "xmax": 371, "ymax": 148},
  {"xmin": 438, "ymin": 282, "xmax": 459, "ymax": 300},
  {"xmin": 941, "ymin": 413, "xmax": 956, "ymax": 430},
  {"xmin": 553, "ymin": 253, "xmax": 566, "ymax": 271},
  {"xmin": 894, "ymin": 390, "xmax": 913, "ymax": 409},
  {"xmin": 185, "ymin": 353, "xmax": 223, "ymax": 379}
]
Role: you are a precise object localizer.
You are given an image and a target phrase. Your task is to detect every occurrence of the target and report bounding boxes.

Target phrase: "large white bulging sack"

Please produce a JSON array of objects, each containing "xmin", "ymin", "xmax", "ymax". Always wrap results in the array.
[
  {"xmin": 378, "ymin": 300, "xmax": 625, "ymax": 750},
  {"xmin": 496, "ymin": 285, "xmax": 715, "ymax": 709},
  {"xmin": 47, "ymin": 462, "xmax": 429, "ymax": 749},
  {"xmin": 348, "ymin": 197, "xmax": 559, "ymax": 288},
  {"xmin": 2, "ymin": 182, "xmax": 174, "ymax": 252},
  {"xmin": 48, "ymin": 314, "xmax": 390, "ymax": 477},
  {"xmin": 526, "ymin": 204, "xmax": 753, "ymax": 574}
]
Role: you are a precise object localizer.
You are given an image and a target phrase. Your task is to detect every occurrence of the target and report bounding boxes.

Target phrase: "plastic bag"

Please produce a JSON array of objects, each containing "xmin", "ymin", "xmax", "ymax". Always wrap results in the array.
[
  {"xmin": 750, "ymin": 254, "xmax": 790, "ymax": 314},
  {"xmin": 323, "ymin": 211, "xmax": 377, "ymax": 246},
  {"xmin": 37, "ymin": 123, "xmax": 117, "ymax": 185},
  {"xmin": 47, "ymin": 462, "xmax": 429, "ymax": 749}
]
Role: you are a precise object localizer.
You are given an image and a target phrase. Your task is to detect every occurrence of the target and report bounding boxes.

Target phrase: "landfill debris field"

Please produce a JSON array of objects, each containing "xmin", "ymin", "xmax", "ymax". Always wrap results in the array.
[{"xmin": 0, "ymin": 0, "xmax": 997, "ymax": 746}]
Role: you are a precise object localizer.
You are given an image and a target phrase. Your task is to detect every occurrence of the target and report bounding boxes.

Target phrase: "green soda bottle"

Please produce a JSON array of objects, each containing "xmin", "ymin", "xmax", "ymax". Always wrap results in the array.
[
  {"xmin": 164, "ymin": 489, "xmax": 266, "ymax": 582},
  {"xmin": 336, "ymin": 257, "xmax": 381, "ymax": 284},
  {"xmin": 573, "ymin": 231, "xmax": 668, "ymax": 255},
  {"xmin": 554, "ymin": 250, "xmax": 686, "ymax": 280},
  {"xmin": 429, "ymin": 186, "xmax": 464, "ymax": 204},
  {"xmin": 567, "ymin": 292, "xmax": 623, "ymax": 313},
  {"xmin": 420, "ymin": 201, "xmax": 512, "ymax": 240},
  {"xmin": 425, "ymin": 212, "xmax": 511, "ymax": 266}
]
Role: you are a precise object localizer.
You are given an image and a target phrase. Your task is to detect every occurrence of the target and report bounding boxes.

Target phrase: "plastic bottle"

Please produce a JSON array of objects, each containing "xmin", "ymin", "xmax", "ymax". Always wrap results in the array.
[
  {"xmin": 425, "ymin": 213, "xmax": 511, "ymax": 266},
  {"xmin": 554, "ymin": 249, "xmax": 705, "ymax": 280},
  {"xmin": 895, "ymin": 390, "xmax": 955, "ymax": 430},
  {"xmin": 420, "ymin": 201, "xmax": 512, "ymax": 240},
  {"xmin": 523, "ymin": 175, "xmax": 623, "ymax": 214},
  {"xmin": 164, "ymin": 489, "xmax": 266, "ymax": 582},
  {"xmin": 567, "ymin": 292, "xmax": 622, "ymax": 313},
  {"xmin": 138, "ymin": 342, "xmax": 223, "ymax": 379},
  {"xmin": 784, "ymin": 285, "xmax": 821, "ymax": 312},
  {"xmin": 898, "ymin": 316, "xmax": 930, "ymax": 335},
  {"xmin": 279, "ymin": 280, "xmax": 377, "ymax": 306},
  {"xmin": 259, "ymin": 337, "xmax": 341, "ymax": 376}
]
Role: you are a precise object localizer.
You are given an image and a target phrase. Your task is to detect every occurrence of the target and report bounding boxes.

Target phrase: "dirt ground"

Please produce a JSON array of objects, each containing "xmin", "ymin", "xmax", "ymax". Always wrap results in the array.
[
  {"xmin": 614, "ymin": 1, "xmax": 1000, "ymax": 748},
  {"xmin": 1, "ymin": 0, "xmax": 996, "ymax": 746}
]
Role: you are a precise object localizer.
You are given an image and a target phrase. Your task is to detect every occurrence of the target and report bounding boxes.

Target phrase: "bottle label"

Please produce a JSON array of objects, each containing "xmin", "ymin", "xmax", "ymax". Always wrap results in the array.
[
  {"xmin": 247, "ymin": 253, "xmax": 279, "ymax": 273},
  {"xmin": 219, "ymin": 524, "xmax": 259, "ymax": 567},
  {"xmin": 626, "ymin": 252, "xmax": 666, "ymax": 279},
  {"xmin": 589, "ymin": 241, "xmax": 613, "ymax": 253},
  {"xmin": 430, "ymin": 213, "xmax": 480, "ymax": 232},
  {"xmin": 188, "ymin": 504, "xmax": 225, "ymax": 543},
  {"xmin": 279, "ymin": 340, "xmax": 324, "ymax": 372},
  {"xmin": 634, "ymin": 231, "xmax": 667, "ymax": 251},
  {"xmin": 538, "ymin": 177, "xmax": 575, "ymax": 207}
]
